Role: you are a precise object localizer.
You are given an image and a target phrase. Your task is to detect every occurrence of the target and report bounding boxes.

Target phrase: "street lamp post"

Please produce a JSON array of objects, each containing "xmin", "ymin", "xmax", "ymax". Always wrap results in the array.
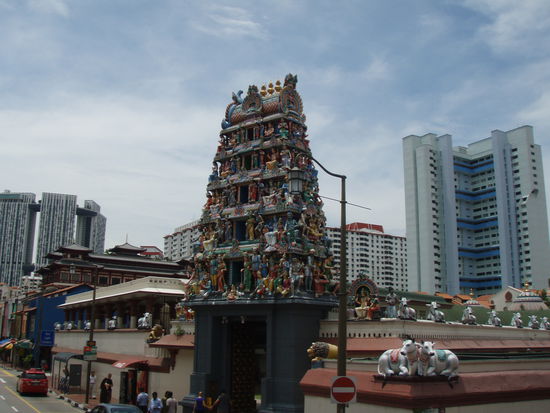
[
  {"xmin": 289, "ymin": 159, "xmax": 348, "ymax": 413},
  {"xmin": 85, "ymin": 264, "xmax": 103, "ymax": 405}
]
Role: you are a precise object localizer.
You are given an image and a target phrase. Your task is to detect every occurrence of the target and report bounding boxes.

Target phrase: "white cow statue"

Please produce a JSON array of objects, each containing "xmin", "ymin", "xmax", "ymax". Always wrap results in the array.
[
  {"xmin": 138, "ymin": 312, "xmax": 152, "ymax": 329},
  {"xmin": 540, "ymin": 317, "xmax": 550, "ymax": 330},
  {"xmin": 65, "ymin": 321, "xmax": 73, "ymax": 331},
  {"xmin": 107, "ymin": 316, "xmax": 117, "ymax": 330},
  {"xmin": 377, "ymin": 339, "xmax": 419, "ymax": 377},
  {"xmin": 487, "ymin": 310, "xmax": 502, "ymax": 327},
  {"xmin": 461, "ymin": 306, "xmax": 476, "ymax": 325},
  {"xmin": 511, "ymin": 312, "xmax": 523, "ymax": 328},
  {"xmin": 54, "ymin": 322, "xmax": 62, "ymax": 331},
  {"xmin": 528, "ymin": 315, "xmax": 540, "ymax": 329},
  {"xmin": 84, "ymin": 320, "xmax": 91, "ymax": 331},
  {"xmin": 398, "ymin": 298, "xmax": 416, "ymax": 321},
  {"xmin": 426, "ymin": 302, "xmax": 445, "ymax": 323},
  {"xmin": 416, "ymin": 341, "xmax": 459, "ymax": 378}
]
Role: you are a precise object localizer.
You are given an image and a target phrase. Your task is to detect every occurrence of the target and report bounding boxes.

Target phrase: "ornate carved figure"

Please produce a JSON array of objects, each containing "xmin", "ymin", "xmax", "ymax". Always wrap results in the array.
[
  {"xmin": 107, "ymin": 316, "xmax": 117, "ymax": 330},
  {"xmin": 528, "ymin": 315, "xmax": 540, "ymax": 329},
  {"xmin": 416, "ymin": 341, "xmax": 459, "ymax": 378},
  {"xmin": 540, "ymin": 316, "xmax": 550, "ymax": 330},
  {"xmin": 147, "ymin": 325, "xmax": 163, "ymax": 344},
  {"xmin": 377, "ymin": 339, "xmax": 419, "ymax": 377},
  {"xmin": 511, "ymin": 312, "xmax": 523, "ymax": 328},
  {"xmin": 385, "ymin": 287, "xmax": 398, "ymax": 318},
  {"xmin": 461, "ymin": 306, "xmax": 477, "ymax": 325},
  {"xmin": 138, "ymin": 313, "xmax": 152, "ymax": 330},
  {"xmin": 487, "ymin": 310, "xmax": 502, "ymax": 327},
  {"xmin": 398, "ymin": 297, "xmax": 416, "ymax": 320},
  {"xmin": 426, "ymin": 302, "xmax": 445, "ymax": 323}
]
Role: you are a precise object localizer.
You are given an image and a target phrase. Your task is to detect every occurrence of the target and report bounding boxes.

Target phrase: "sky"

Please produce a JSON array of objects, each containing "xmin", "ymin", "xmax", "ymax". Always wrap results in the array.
[{"xmin": 2, "ymin": 0, "xmax": 550, "ymax": 251}]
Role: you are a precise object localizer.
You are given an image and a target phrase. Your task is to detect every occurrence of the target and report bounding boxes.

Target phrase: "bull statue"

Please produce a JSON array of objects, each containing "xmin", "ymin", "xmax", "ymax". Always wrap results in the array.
[
  {"xmin": 65, "ymin": 321, "xmax": 73, "ymax": 331},
  {"xmin": 511, "ymin": 312, "xmax": 523, "ymax": 328},
  {"xmin": 416, "ymin": 341, "xmax": 459, "ymax": 378},
  {"xmin": 487, "ymin": 310, "xmax": 502, "ymax": 327},
  {"xmin": 377, "ymin": 339, "xmax": 420, "ymax": 377},
  {"xmin": 107, "ymin": 316, "xmax": 117, "ymax": 330},
  {"xmin": 528, "ymin": 315, "xmax": 540, "ymax": 329},
  {"xmin": 138, "ymin": 312, "xmax": 152, "ymax": 330},
  {"xmin": 84, "ymin": 320, "xmax": 91, "ymax": 331},
  {"xmin": 461, "ymin": 306, "xmax": 476, "ymax": 325},
  {"xmin": 398, "ymin": 297, "xmax": 416, "ymax": 321},
  {"xmin": 540, "ymin": 317, "xmax": 550, "ymax": 330},
  {"xmin": 426, "ymin": 302, "xmax": 445, "ymax": 323},
  {"xmin": 307, "ymin": 342, "xmax": 339, "ymax": 362},
  {"xmin": 54, "ymin": 322, "xmax": 62, "ymax": 331}
]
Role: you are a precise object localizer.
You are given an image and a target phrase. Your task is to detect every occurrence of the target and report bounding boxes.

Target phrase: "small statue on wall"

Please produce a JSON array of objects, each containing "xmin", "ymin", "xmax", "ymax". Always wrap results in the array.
[
  {"xmin": 84, "ymin": 320, "xmax": 91, "ymax": 331},
  {"xmin": 416, "ymin": 341, "xmax": 459, "ymax": 378},
  {"xmin": 385, "ymin": 287, "xmax": 398, "ymax": 318},
  {"xmin": 461, "ymin": 306, "xmax": 476, "ymax": 325},
  {"xmin": 528, "ymin": 315, "xmax": 540, "ymax": 329},
  {"xmin": 511, "ymin": 312, "xmax": 523, "ymax": 328},
  {"xmin": 425, "ymin": 302, "xmax": 445, "ymax": 323},
  {"xmin": 108, "ymin": 316, "xmax": 117, "ymax": 330},
  {"xmin": 138, "ymin": 312, "xmax": 152, "ymax": 330},
  {"xmin": 487, "ymin": 310, "xmax": 502, "ymax": 327},
  {"xmin": 377, "ymin": 339, "xmax": 419, "ymax": 377},
  {"xmin": 146, "ymin": 324, "xmax": 164, "ymax": 344},
  {"xmin": 398, "ymin": 297, "xmax": 416, "ymax": 321}
]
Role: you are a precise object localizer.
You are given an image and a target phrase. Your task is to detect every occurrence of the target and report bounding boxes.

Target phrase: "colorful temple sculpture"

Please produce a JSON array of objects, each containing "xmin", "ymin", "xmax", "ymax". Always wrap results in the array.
[
  {"xmin": 187, "ymin": 73, "xmax": 337, "ymax": 302},
  {"xmin": 182, "ymin": 75, "xmax": 338, "ymax": 413}
]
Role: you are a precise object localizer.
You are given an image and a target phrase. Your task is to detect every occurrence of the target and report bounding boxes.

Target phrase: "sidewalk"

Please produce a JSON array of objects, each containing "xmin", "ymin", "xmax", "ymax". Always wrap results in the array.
[{"xmin": 51, "ymin": 387, "xmax": 101, "ymax": 412}]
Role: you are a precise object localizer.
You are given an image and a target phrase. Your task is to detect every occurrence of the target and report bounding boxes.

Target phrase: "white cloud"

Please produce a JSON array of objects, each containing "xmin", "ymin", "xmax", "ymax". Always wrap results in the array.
[
  {"xmin": 192, "ymin": 4, "xmax": 267, "ymax": 40},
  {"xmin": 28, "ymin": 0, "xmax": 69, "ymax": 17},
  {"xmin": 462, "ymin": 0, "xmax": 550, "ymax": 55}
]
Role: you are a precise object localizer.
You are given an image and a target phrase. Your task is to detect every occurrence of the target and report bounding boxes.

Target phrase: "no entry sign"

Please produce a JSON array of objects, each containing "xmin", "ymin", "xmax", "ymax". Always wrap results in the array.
[{"xmin": 331, "ymin": 376, "xmax": 357, "ymax": 404}]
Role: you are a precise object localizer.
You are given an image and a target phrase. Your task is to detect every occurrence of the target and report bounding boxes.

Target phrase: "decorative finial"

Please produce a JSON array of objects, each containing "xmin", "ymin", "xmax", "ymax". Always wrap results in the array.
[
  {"xmin": 470, "ymin": 288, "xmax": 474, "ymax": 298},
  {"xmin": 275, "ymin": 80, "xmax": 282, "ymax": 92},
  {"xmin": 260, "ymin": 85, "xmax": 267, "ymax": 96},
  {"xmin": 524, "ymin": 281, "xmax": 530, "ymax": 291},
  {"xmin": 268, "ymin": 82, "xmax": 274, "ymax": 95}
]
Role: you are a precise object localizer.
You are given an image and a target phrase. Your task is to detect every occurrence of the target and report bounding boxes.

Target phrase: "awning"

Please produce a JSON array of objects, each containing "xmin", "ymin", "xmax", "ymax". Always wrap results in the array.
[
  {"xmin": 52, "ymin": 352, "xmax": 84, "ymax": 363},
  {"xmin": 112, "ymin": 358, "xmax": 148, "ymax": 369},
  {"xmin": 148, "ymin": 334, "xmax": 194, "ymax": 349},
  {"xmin": 15, "ymin": 339, "xmax": 33, "ymax": 349}
]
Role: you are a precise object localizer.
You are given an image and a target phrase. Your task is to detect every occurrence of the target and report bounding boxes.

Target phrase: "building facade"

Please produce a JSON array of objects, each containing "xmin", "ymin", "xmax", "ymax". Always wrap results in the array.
[
  {"xmin": 163, "ymin": 220, "xmax": 200, "ymax": 261},
  {"xmin": 0, "ymin": 191, "xmax": 107, "ymax": 286},
  {"xmin": 403, "ymin": 125, "xmax": 550, "ymax": 295},
  {"xmin": 326, "ymin": 223, "xmax": 408, "ymax": 291},
  {"xmin": 0, "ymin": 191, "xmax": 38, "ymax": 285}
]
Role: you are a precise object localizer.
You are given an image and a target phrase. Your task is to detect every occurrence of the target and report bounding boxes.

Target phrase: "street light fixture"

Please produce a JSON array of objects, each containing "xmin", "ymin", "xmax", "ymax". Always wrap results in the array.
[
  {"xmin": 289, "ymin": 156, "xmax": 348, "ymax": 413},
  {"xmin": 85, "ymin": 264, "xmax": 103, "ymax": 405}
]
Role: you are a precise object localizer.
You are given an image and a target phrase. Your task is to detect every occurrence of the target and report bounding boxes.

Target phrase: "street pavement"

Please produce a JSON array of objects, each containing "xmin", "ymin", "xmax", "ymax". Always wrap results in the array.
[{"xmin": 0, "ymin": 366, "xmax": 79, "ymax": 413}]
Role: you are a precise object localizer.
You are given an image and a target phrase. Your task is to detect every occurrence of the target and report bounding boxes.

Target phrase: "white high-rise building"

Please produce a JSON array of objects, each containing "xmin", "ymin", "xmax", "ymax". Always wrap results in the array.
[
  {"xmin": 0, "ymin": 191, "xmax": 38, "ymax": 285},
  {"xmin": 403, "ymin": 125, "xmax": 550, "ymax": 295},
  {"xmin": 164, "ymin": 220, "xmax": 200, "ymax": 262},
  {"xmin": 326, "ymin": 223, "xmax": 408, "ymax": 291}
]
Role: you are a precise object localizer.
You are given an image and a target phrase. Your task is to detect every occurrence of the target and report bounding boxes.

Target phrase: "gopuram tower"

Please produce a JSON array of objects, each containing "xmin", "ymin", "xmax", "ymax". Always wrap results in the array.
[{"xmin": 182, "ymin": 74, "xmax": 338, "ymax": 413}]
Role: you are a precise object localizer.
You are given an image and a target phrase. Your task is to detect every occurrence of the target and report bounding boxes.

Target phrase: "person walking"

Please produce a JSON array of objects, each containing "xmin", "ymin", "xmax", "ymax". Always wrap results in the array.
[
  {"xmin": 136, "ymin": 388, "xmax": 149, "ymax": 413},
  {"xmin": 212, "ymin": 390, "xmax": 230, "ymax": 413},
  {"xmin": 193, "ymin": 391, "xmax": 205, "ymax": 413},
  {"xmin": 89, "ymin": 371, "xmax": 97, "ymax": 399},
  {"xmin": 165, "ymin": 391, "xmax": 178, "ymax": 413},
  {"xmin": 99, "ymin": 373, "xmax": 113, "ymax": 403},
  {"xmin": 148, "ymin": 391, "xmax": 163, "ymax": 413}
]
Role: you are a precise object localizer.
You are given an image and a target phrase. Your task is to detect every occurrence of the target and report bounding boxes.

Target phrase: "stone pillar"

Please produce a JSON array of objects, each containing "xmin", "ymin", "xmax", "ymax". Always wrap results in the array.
[
  {"xmin": 104, "ymin": 304, "xmax": 113, "ymax": 329},
  {"xmin": 116, "ymin": 303, "xmax": 125, "ymax": 329},
  {"xmin": 129, "ymin": 301, "xmax": 138, "ymax": 329},
  {"xmin": 94, "ymin": 305, "xmax": 103, "ymax": 330}
]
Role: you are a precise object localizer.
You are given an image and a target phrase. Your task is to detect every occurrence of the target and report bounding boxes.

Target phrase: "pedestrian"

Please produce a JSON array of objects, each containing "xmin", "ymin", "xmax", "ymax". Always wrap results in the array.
[
  {"xmin": 161, "ymin": 391, "xmax": 169, "ymax": 413},
  {"xmin": 99, "ymin": 373, "xmax": 113, "ymax": 403},
  {"xmin": 165, "ymin": 391, "xmax": 178, "ymax": 413},
  {"xmin": 212, "ymin": 389, "xmax": 230, "ymax": 413},
  {"xmin": 148, "ymin": 391, "xmax": 163, "ymax": 413},
  {"xmin": 89, "ymin": 370, "xmax": 97, "ymax": 399},
  {"xmin": 136, "ymin": 388, "xmax": 149, "ymax": 413},
  {"xmin": 193, "ymin": 391, "xmax": 205, "ymax": 413},
  {"xmin": 62, "ymin": 367, "xmax": 70, "ymax": 393}
]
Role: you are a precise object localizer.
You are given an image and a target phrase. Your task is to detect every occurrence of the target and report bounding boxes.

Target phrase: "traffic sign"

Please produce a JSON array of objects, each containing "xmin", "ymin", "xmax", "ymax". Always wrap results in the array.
[
  {"xmin": 331, "ymin": 376, "xmax": 357, "ymax": 404},
  {"xmin": 83, "ymin": 345, "xmax": 97, "ymax": 361}
]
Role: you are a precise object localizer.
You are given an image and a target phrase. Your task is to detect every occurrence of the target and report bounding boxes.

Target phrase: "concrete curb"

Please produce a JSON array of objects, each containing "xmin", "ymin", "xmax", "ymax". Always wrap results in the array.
[{"xmin": 55, "ymin": 392, "xmax": 88, "ymax": 411}]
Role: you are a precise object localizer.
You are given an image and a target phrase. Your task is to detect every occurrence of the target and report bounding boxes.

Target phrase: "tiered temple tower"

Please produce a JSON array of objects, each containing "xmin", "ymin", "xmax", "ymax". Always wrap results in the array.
[{"xmin": 183, "ymin": 75, "xmax": 338, "ymax": 413}]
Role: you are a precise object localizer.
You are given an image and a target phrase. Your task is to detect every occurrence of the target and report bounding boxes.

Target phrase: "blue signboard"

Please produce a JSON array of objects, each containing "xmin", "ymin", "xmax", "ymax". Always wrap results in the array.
[{"xmin": 40, "ymin": 330, "xmax": 55, "ymax": 347}]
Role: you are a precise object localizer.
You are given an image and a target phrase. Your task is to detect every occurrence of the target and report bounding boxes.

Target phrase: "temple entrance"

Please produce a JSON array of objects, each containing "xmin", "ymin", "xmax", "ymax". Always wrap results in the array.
[
  {"xmin": 230, "ymin": 320, "xmax": 266, "ymax": 413},
  {"xmin": 229, "ymin": 260, "xmax": 244, "ymax": 286}
]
